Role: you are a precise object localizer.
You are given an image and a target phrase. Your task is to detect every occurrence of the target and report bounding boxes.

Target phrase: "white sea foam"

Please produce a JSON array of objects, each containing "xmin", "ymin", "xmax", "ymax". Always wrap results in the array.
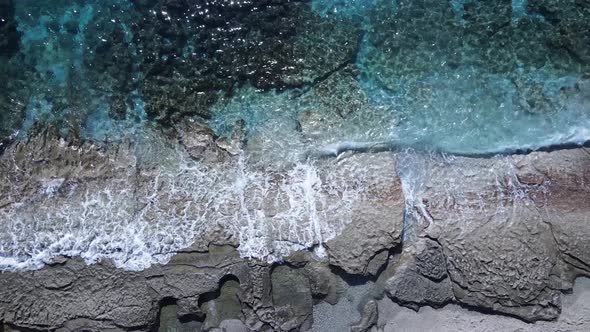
[{"xmin": 0, "ymin": 134, "xmax": 372, "ymax": 271}]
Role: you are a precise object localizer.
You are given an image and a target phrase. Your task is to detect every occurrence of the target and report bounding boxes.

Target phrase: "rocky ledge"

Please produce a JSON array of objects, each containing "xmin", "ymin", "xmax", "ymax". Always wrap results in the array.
[{"xmin": 0, "ymin": 125, "xmax": 589, "ymax": 331}]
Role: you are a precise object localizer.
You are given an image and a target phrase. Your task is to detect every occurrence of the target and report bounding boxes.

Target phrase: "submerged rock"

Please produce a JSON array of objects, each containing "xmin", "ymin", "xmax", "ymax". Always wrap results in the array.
[
  {"xmin": 0, "ymin": 0, "xmax": 27, "ymax": 141},
  {"xmin": 0, "ymin": 0, "xmax": 19, "ymax": 58},
  {"xmin": 133, "ymin": 0, "xmax": 362, "ymax": 125},
  {"xmin": 528, "ymin": 0, "xmax": 590, "ymax": 67}
]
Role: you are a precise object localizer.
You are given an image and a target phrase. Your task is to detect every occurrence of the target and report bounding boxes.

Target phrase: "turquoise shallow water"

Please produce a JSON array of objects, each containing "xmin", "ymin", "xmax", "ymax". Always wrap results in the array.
[{"xmin": 2, "ymin": 0, "xmax": 589, "ymax": 155}]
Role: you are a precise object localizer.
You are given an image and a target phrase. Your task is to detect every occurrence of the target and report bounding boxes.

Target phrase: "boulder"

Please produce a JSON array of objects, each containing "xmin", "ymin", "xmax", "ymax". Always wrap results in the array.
[
  {"xmin": 325, "ymin": 153, "xmax": 404, "ymax": 276},
  {"xmin": 411, "ymin": 148, "xmax": 590, "ymax": 321}
]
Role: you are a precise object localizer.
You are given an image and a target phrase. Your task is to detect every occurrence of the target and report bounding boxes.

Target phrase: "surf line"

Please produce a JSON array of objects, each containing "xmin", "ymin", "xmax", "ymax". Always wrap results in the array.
[{"xmin": 303, "ymin": 139, "xmax": 590, "ymax": 160}]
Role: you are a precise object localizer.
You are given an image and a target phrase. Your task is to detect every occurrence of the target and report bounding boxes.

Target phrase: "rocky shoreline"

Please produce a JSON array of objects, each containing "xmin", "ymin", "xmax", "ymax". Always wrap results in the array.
[
  {"xmin": 1, "ymin": 1, "xmax": 590, "ymax": 331},
  {"xmin": 0, "ymin": 126, "xmax": 588, "ymax": 331}
]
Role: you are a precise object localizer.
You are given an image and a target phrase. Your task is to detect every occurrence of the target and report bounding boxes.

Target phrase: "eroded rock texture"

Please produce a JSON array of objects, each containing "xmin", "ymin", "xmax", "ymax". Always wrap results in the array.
[
  {"xmin": 0, "ymin": 123, "xmax": 403, "ymax": 271},
  {"xmin": 0, "ymin": 123, "xmax": 405, "ymax": 330},
  {"xmin": 1, "ymin": 130, "xmax": 589, "ymax": 331},
  {"xmin": 393, "ymin": 148, "xmax": 590, "ymax": 322}
]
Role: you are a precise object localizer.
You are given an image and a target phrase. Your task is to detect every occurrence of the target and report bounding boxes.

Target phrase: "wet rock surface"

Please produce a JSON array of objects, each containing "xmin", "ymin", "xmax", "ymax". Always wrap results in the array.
[
  {"xmin": 1, "ymin": 1, "xmax": 590, "ymax": 331},
  {"xmin": 528, "ymin": 0, "xmax": 590, "ymax": 67},
  {"xmin": 1, "ymin": 128, "xmax": 589, "ymax": 330},
  {"xmin": 405, "ymin": 148, "xmax": 590, "ymax": 321}
]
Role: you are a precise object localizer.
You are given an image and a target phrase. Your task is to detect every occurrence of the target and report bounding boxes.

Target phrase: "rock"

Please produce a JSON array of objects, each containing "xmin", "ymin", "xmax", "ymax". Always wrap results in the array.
[
  {"xmin": 513, "ymin": 149, "xmax": 590, "ymax": 272},
  {"xmin": 0, "ymin": 141, "xmax": 589, "ymax": 330},
  {"xmin": 212, "ymin": 319, "xmax": 248, "ymax": 332},
  {"xmin": 384, "ymin": 240, "xmax": 454, "ymax": 310},
  {"xmin": 351, "ymin": 300, "xmax": 379, "ymax": 332},
  {"xmin": 0, "ymin": 123, "xmax": 403, "ymax": 271},
  {"xmin": 414, "ymin": 239, "xmax": 447, "ymax": 281},
  {"xmin": 0, "ymin": 245, "xmax": 320, "ymax": 332},
  {"xmin": 325, "ymin": 153, "xmax": 404, "ymax": 276},
  {"xmin": 302, "ymin": 262, "xmax": 342, "ymax": 305},
  {"xmin": 157, "ymin": 303, "xmax": 203, "ymax": 332},
  {"xmin": 216, "ymin": 119, "xmax": 247, "ymax": 156},
  {"xmin": 0, "ymin": 258, "xmax": 157, "ymax": 330},
  {"xmin": 411, "ymin": 148, "xmax": 590, "ymax": 321},
  {"xmin": 56, "ymin": 318, "xmax": 128, "ymax": 332},
  {"xmin": 201, "ymin": 277, "xmax": 242, "ymax": 330},
  {"xmin": 270, "ymin": 265, "xmax": 314, "ymax": 331},
  {"xmin": 175, "ymin": 117, "xmax": 223, "ymax": 162}
]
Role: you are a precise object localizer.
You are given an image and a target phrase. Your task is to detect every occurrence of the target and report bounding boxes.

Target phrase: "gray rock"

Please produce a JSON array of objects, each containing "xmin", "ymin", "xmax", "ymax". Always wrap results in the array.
[
  {"xmin": 303, "ymin": 262, "xmax": 342, "ymax": 305},
  {"xmin": 412, "ymin": 148, "xmax": 590, "ymax": 321},
  {"xmin": 384, "ymin": 240, "xmax": 454, "ymax": 310},
  {"xmin": 212, "ymin": 319, "xmax": 248, "ymax": 332},
  {"xmin": 201, "ymin": 277, "xmax": 242, "ymax": 330},
  {"xmin": 414, "ymin": 239, "xmax": 448, "ymax": 282},
  {"xmin": 175, "ymin": 117, "xmax": 222, "ymax": 162},
  {"xmin": 271, "ymin": 265, "xmax": 314, "ymax": 331},
  {"xmin": 0, "ymin": 258, "xmax": 157, "ymax": 330},
  {"xmin": 325, "ymin": 153, "xmax": 404, "ymax": 276},
  {"xmin": 351, "ymin": 300, "xmax": 379, "ymax": 332}
]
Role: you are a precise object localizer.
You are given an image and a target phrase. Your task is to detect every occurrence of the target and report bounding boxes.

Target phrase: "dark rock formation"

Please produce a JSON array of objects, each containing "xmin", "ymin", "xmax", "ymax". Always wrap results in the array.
[
  {"xmin": 528, "ymin": 0, "xmax": 590, "ymax": 67},
  {"xmin": 384, "ymin": 239, "xmax": 454, "ymax": 310},
  {"xmin": 132, "ymin": 0, "xmax": 362, "ymax": 125},
  {"xmin": 270, "ymin": 265, "xmax": 314, "ymax": 330},
  {"xmin": 1, "ymin": 126, "xmax": 590, "ymax": 330},
  {"xmin": 0, "ymin": 0, "xmax": 26, "ymax": 141},
  {"xmin": 0, "ymin": 0, "xmax": 19, "ymax": 58},
  {"xmin": 405, "ymin": 148, "xmax": 590, "ymax": 321}
]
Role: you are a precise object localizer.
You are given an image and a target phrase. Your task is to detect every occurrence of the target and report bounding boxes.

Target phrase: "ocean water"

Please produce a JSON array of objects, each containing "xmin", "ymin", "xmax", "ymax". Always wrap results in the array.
[{"xmin": 0, "ymin": 0, "xmax": 589, "ymax": 271}]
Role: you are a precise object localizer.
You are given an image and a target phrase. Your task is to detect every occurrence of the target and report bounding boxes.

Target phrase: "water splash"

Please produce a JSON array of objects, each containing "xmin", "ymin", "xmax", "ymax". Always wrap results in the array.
[{"xmin": 0, "ymin": 129, "xmax": 377, "ymax": 271}]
